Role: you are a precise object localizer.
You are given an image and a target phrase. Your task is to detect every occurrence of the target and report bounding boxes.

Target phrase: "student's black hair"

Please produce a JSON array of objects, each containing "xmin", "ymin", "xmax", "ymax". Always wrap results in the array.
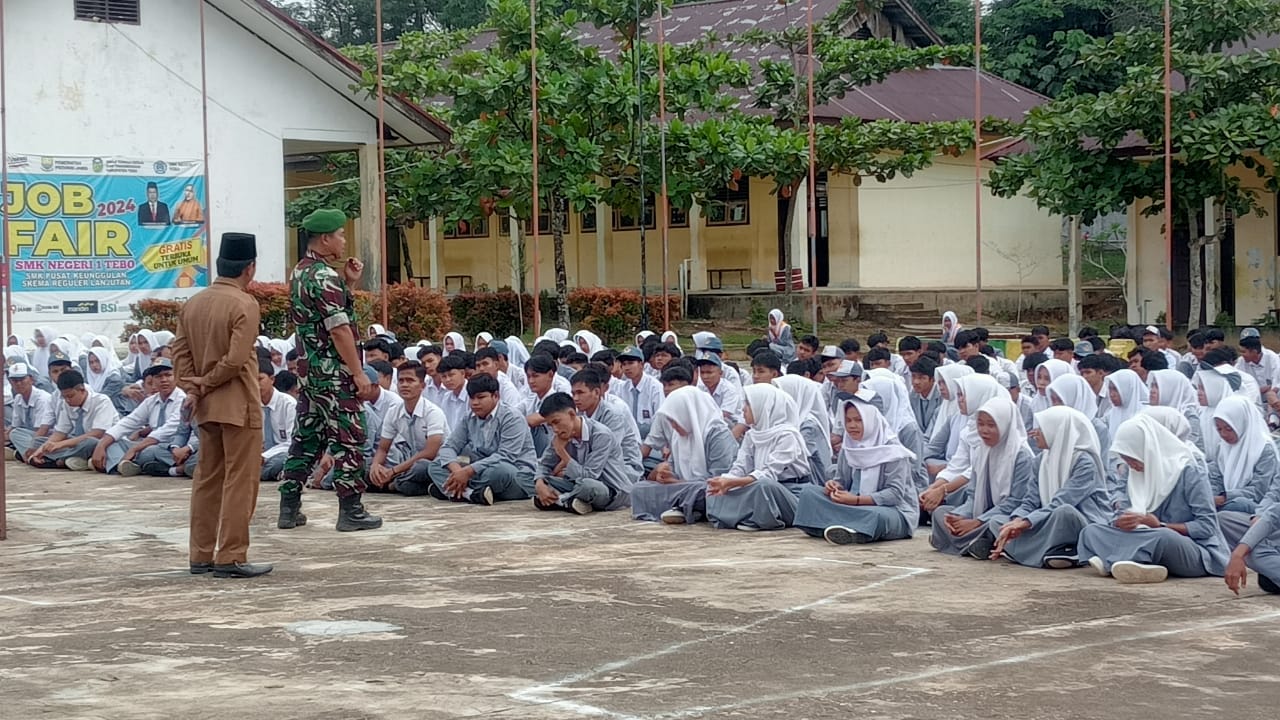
[
  {"xmin": 659, "ymin": 366, "xmax": 694, "ymax": 385},
  {"xmin": 1087, "ymin": 336, "xmax": 1105, "ymax": 352},
  {"xmin": 640, "ymin": 335, "xmax": 662, "ymax": 358},
  {"xmin": 273, "ymin": 370, "xmax": 299, "ymax": 393},
  {"xmin": 286, "ymin": 349, "xmax": 298, "ymax": 362},
  {"xmin": 1023, "ymin": 353, "xmax": 1046, "ymax": 375},
  {"xmin": 255, "ymin": 346, "xmax": 272, "ymax": 364},
  {"xmin": 839, "ymin": 338, "xmax": 861, "ymax": 354},
  {"xmin": 571, "ymin": 366, "xmax": 608, "ymax": 389},
  {"xmin": 525, "ymin": 353, "xmax": 557, "ymax": 375},
  {"xmin": 1019, "ymin": 334, "xmax": 1037, "ymax": 346},
  {"xmin": 1127, "ymin": 347, "xmax": 1146, "ymax": 360},
  {"xmin": 1241, "ymin": 336, "xmax": 1264, "ymax": 352},
  {"xmin": 257, "ymin": 358, "xmax": 275, "ymax": 377},
  {"xmin": 475, "ymin": 347, "xmax": 500, "ymax": 364},
  {"xmin": 1159, "ymin": 327, "xmax": 1175, "ymax": 341},
  {"xmin": 555, "ymin": 344, "xmax": 577, "ymax": 361},
  {"xmin": 387, "ymin": 342, "xmax": 405, "ymax": 361},
  {"xmin": 1078, "ymin": 326, "xmax": 1099, "ymax": 339},
  {"xmin": 397, "ymin": 360, "xmax": 427, "ymax": 382},
  {"xmin": 786, "ymin": 357, "xmax": 821, "ymax": 378},
  {"xmin": 368, "ymin": 359, "xmax": 394, "ymax": 378},
  {"xmin": 864, "ymin": 347, "xmax": 892, "ymax": 366},
  {"xmin": 1049, "ymin": 337, "xmax": 1074, "ymax": 353},
  {"xmin": 539, "ymin": 391, "xmax": 577, "ymax": 417},
  {"xmin": 533, "ymin": 339, "xmax": 561, "ymax": 358},
  {"xmin": 566, "ymin": 352, "xmax": 589, "ymax": 365},
  {"xmin": 653, "ymin": 342, "xmax": 681, "ymax": 358},
  {"xmin": 1204, "ymin": 328, "xmax": 1227, "ymax": 344},
  {"xmin": 920, "ymin": 350, "xmax": 943, "ymax": 364},
  {"xmin": 926, "ymin": 340, "xmax": 948, "ymax": 356},
  {"xmin": 1103, "ymin": 354, "xmax": 1129, "ymax": 373},
  {"xmin": 362, "ymin": 337, "xmax": 392, "ymax": 356},
  {"xmin": 466, "ymin": 373, "xmax": 499, "ymax": 396},
  {"xmin": 669, "ymin": 356, "xmax": 697, "ymax": 375},
  {"xmin": 591, "ymin": 349, "xmax": 617, "ymax": 365},
  {"xmin": 746, "ymin": 339, "xmax": 771, "ymax": 358},
  {"xmin": 909, "ymin": 356, "xmax": 939, "ymax": 378},
  {"xmin": 1076, "ymin": 354, "xmax": 1108, "ymax": 372},
  {"xmin": 979, "ymin": 343, "xmax": 999, "ymax": 358},
  {"xmin": 898, "ymin": 335, "xmax": 922, "ymax": 352},
  {"xmin": 1140, "ymin": 351, "xmax": 1168, "ymax": 372},
  {"xmin": 56, "ymin": 369, "xmax": 85, "ymax": 391},
  {"xmin": 459, "ymin": 351, "xmax": 477, "ymax": 370},
  {"xmin": 751, "ymin": 350, "xmax": 783, "ymax": 372},
  {"xmin": 953, "ymin": 329, "xmax": 980, "ymax": 348},
  {"xmin": 1204, "ymin": 347, "xmax": 1237, "ymax": 366},
  {"xmin": 799, "ymin": 334, "xmax": 821, "ymax": 351},
  {"xmin": 867, "ymin": 332, "xmax": 889, "ymax": 348},
  {"xmin": 1187, "ymin": 332, "xmax": 1206, "ymax": 349},
  {"xmin": 965, "ymin": 354, "xmax": 990, "ymax": 374},
  {"xmin": 1031, "ymin": 325, "xmax": 1050, "ymax": 338},
  {"xmin": 972, "ymin": 327, "xmax": 991, "ymax": 342},
  {"xmin": 438, "ymin": 354, "xmax": 467, "ymax": 374},
  {"xmin": 417, "ymin": 344, "xmax": 443, "ymax": 360}
]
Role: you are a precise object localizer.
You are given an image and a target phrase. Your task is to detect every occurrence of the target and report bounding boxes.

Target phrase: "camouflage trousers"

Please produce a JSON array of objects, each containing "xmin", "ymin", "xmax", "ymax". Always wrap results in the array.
[{"xmin": 280, "ymin": 379, "xmax": 367, "ymax": 498}]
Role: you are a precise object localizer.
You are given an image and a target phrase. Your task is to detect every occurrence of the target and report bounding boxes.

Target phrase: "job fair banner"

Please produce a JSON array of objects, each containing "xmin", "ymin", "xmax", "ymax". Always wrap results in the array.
[{"xmin": 4, "ymin": 154, "xmax": 209, "ymax": 328}]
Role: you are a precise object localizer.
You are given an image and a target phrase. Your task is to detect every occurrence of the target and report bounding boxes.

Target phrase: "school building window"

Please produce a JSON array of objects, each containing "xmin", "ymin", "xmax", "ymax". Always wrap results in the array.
[
  {"xmin": 444, "ymin": 216, "xmax": 490, "ymax": 239},
  {"xmin": 611, "ymin": 194, "xmax": 691, "ymax": 230},
  {"xmin": 705, "ymin": 184, "xmax": 750, "ymax": 226},
  {"xmin": 75, "ymin": 0, "xmax": 141, "ymax": 24}
]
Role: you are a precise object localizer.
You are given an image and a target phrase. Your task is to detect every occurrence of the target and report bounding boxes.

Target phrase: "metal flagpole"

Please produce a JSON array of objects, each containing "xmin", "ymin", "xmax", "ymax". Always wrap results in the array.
[
  {"xmin": 1163, "ymin": 0, "xmax": 1174, "ymax": 331},
  {"xmin": 973, "ymin": 0, "xmax": 984, "ymax": 324},
  {"xmin": 530, "ymin": 0, "xmax": 542, "ymax": 336},
  {"xmin": 198, "ymin": 0, "xmax": 213, "ymax": 279},
  {"xmin": 376, "ymin": 0, "xmax": 389, "ymax": 326},
  {"xmin": 0, "ymin": 0, "xmax": 8, "ymax": 540},
  {"xmin": 806, "ymin": 0, "xmax": 818, "ymax": 334},
  {"xmin": 657, "ymin": 6, "xmax": 670, "ymax": 331}
]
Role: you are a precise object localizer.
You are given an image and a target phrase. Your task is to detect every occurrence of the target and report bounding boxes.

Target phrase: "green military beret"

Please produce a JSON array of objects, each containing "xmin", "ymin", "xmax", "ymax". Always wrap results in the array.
[{"xmin": 301, "ymin": 208, "xmax": 347, "ymax": 234}]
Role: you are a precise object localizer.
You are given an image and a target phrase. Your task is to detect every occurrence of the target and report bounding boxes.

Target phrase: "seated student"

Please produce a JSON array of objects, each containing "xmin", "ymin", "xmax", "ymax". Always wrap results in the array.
[
  {"xmin": 863, "ymin": 369, "xmax": 928, "ymax": 490},
  {"xmin": 632, "ymin": 387, "xmax": 737, "ymax": 524},
  {"xmin": 1047, "ymin": 374, "xmax": 1110, "ymax": 453},
  {"xmin": 930, "ymin": 396, "xmax": 1032, "ymax": 558},
  {"xmin": 432, "ymin": 354, "xmax": 471, "ymax": 431},
  {"xmin": 908, "ymin": 356, "xmax": 941, "ymax": 438},
  {"xmin": 254, "ymin": 358, "xmax": 298, "ymax": 483},
  {"xmin": 1206, "ymin": 396, "xmax": 1278, "ymax": 514},
  {"xmin": 697, "ymin": 353, "xmax": 744, "ymax": 426},
  {"xmin": 273, "ymin": 370, "xmax": 300, "ymax": 400},
  {"xmin": 533, "ymin": 392, "xmax": 635, "ymax": 514},
  {"xmin": 840, "ymin": 338, "xmax": 862, "ymax": 363},
  {"xmin": 705, "ymin": 384, "xmax": 814, "ymax": 532},
  {"xmin": 85, "ymin": 347, "xmax": 129, "ymax": 415},
  {"xmin": 24, "ymin": 370, "xmax": 120, "ymax": 470},
  {"xmin": 794, "ymin": 399, "xmax": 919, "ymax": 545},
  {"xmin": 571, "ymin": 366, "xmax": 644, "ymax": 480},
  {"xmin": 523, "ymin": 353, "xmax": 563, "ymax": 458},
  {"xmin": 796, "ymin": 334, "xmax": 821, "ymax": 361},
  {"xmin": 922, "ymin": 364, "xmax": 976, "ymax": 475},
  {"xmin": 368, "ymin": 360, "xmax": 448, "ymax": 495},
  {"xmin": 989, "ymin": 406, "xmax": 1111, "ymax": 568},
  {"xmin": 1102, "ymin": 368, "xmax": 1147, "ymax": 457},
  {"xmin": 773, "ymin": 374, "xmax": 834, "ymax": 484},
  {"xmin": 614, "ymin": 346, "xmax": 663, "ymax": 440},
  {"xmin": 868, "ymin": 332, "xmax": 910, "ymax": 381},
  {"xmin": 1048, "ymin": 338, "xmax": 1075, "ymax": 364},
  {"xmin": 863, "ymin": 347, "xmax": 892, "ymax": 371},
  {"xmin": 640, "ymin": 365, "xmax": 698, "ymax": 467},
  {"xmin": 1076, "ymin": 354, "xmax": 1111, "ymax": 414},
  {"xmin": 1030, "ymin": 358, "xmax": 1073, "ymax": 414},
  {"xmin": 553, "ymin": 345, "xmax": 579, "ymax": 379},
  {"xmin": 475, "ymin": 347, "xmax": 524, "ymax": 412},
  {"xmin": 428, "ymin": 373, "xmax": 537, "ymax": 505},
  {"xmin": 1146, "ymin": 369, "xmax": 1203, "ymax": 449},
  {"xmin": 750, "ymin": 349, "xmax": 783, "ymax": 385},
  {"xmin": 786, "ymin": 357, "xmax": 823, "ymax": 380},
  {"xmin": 362, "ymin": 336, "xmax": 394, "ymax": 365},
  {"xmin": 1078, "ymin": 414, "xmax": 1229, "ymax": 583},
  {"xmin": 765, "ymin": 309, "xmax": 797, "ymax": 362},
  {"xmin": 286, "ymin": 349, "xmax": 299, "ymax": 376},
  {"xmin": 417, "ymin": 344, "xmax": 443, "ymax": 385},
  {"xmin": 1225, "ymin": 499, "xmax": 1280, "ymax": 596},
  {"xmin": 6, "ymin": 363, "xmax": 55, "ymax": 459},
  {"xmin": 91, "ymin": 359, "xmax": 184, "ymax": 475},
  {"xmin": 368, "ymin": 360, "xmax": 395, "ymax": 390}
]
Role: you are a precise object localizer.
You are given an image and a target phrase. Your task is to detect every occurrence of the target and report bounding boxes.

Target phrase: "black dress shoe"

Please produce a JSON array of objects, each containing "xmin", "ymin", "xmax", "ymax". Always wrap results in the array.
[
  {"xmin": 212, "ymin": 562, "xmax": 274, "ymax": 578},
  {"xmin": 189, "ymin": 562, "xmax": 214, "ymax": 575}
]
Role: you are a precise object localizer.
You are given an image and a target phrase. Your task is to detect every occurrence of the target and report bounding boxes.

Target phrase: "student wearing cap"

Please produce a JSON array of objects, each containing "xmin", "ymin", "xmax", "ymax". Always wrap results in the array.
[
  {"xmin": 695, "ymin": 336, "xmax": 744, "ymax": 388},
  {"xmin": 277, "ymin": 208, "xmax": 383, "ymax": 533},
  {"xmin": 26, "ymin": 370, "xmax": 120, "ymax": 470},
  {"xmin": 614, "ymin": 345, "xmax": 664, "ymax": 441},
  {"xmin": 697, "ymin": 352, "xmax": 744, "ymax": 427},
  {"xmin": 368, "ymin": 360, "xmax": 448, "ymax": 495},
  {"xmin": 255, "ymin": 357, "xmax": 298, "ymax": 483},
  {"xmin": 6, "ymin": 363, "xmax": 56, "ymax": 460},
  {"xmin": 92, "ymin": 359, "xmax": 185, "ymax": 475},
  {"xmin": 427, "ymin": 373, "xmax": 538, "ymax": 505},
  {"xmin": 826, "ymin": 360, "xmax": 873, "ymax": 439}
]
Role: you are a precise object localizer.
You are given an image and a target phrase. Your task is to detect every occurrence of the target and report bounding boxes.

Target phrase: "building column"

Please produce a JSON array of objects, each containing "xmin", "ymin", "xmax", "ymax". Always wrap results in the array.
[
  {"xmin": 428, "ymin": 216, "xmax": 441, "ymax": 290},
  {"xmin": 1066, "ymin": 216, "xmax": 1082, "ymax": 334},
  {"xmin": 357, "ymin": 143, "xmax": 383, "ymax": 291},
  {"xmin": 688, "ymin": 200, "xmax": 704, "ymax": 291},
  {"xmin": 1125, "ymin": 204, "xmax": 1140, "ymax": 324},
  {"xmin": 509, "ymin": 208, "xmax": 522, "ymax": 291},
  {"xmin": 595, "ymin": 201, "xmax": 608, "ymax": 286},
  {"xmin": 791, "ymin": 178, "xmax": 810, "ymax": 287}
]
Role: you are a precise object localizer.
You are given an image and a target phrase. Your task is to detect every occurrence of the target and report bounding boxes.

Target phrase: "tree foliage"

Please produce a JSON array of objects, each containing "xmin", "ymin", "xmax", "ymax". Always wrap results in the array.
[{"xmin": 272, "ymin": 0, "xmax": 488, "ymax": 43}]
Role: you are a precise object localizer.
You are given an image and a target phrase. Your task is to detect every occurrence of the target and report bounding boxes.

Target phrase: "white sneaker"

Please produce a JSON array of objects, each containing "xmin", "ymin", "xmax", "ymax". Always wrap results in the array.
[
  {"xmin": 735, "ymin": 523, "xmax": 760, "ymax": 532},
  {"xmin": 1088, "ymin": 556, "xmax": 1109, "ymax": 577},
  {"xmin": 1111, "ymin": 561, "xmax": 1168, "ymax": 584},
  {"xmin": 118, "ymin": 460, "xmax": 142, "ymax": 477},
  {"xmin": 823, "ymin": 525, "xmax": 872, "ymax": 546},
  {"xmin": 570, "ymin": 499, "xmax": 593, "ymax": 515},
  {"xmin": 660, "ymin": 508, "xmax": 686, "ymax": 525},
  {"xmin": 65, "ymin": 457, "xmax": 91, "ymax": 472}
]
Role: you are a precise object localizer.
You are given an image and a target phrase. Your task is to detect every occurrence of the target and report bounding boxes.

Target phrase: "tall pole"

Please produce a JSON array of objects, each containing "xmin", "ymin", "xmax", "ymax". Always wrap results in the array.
[
  {"xmin": 806, "ymin": 0, "xmax": 818, "ymax": 334},
  {"xmin": 973, "ymin": 0, "xmax": 983, "ymax": 324},
  {"xmin": 1163, "ymin": 0, "xmax": 1174, "ymax": 331},
  {"xmin": 530, "ymin": 0, "xmax": 542, "ymax": 336},
  {"xmin": 198, "ymin": 0, "xmax": 213, "ymax": 279},
  {"xmin": 657, "ymin": 7, "xmax": 670, "ymax": 331},
  {"xmin": 635, "ymin": 0, "xmax": 648, "ymax": 330},
  {"xmin": 375, "ymin": 0, "xmax": 389, "ymax": 326},
  {"xmin": 0, "ymin": 0, "xmax": 8, "ymax": 541}
]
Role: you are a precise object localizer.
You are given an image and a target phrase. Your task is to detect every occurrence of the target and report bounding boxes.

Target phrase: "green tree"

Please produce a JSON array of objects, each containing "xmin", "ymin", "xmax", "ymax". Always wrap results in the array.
[
  {"xmin": 273, "ymin": 0, "xmax": 488, "ymax": 43},
  {"xmin": 988, "ymin": 0, "xmax": 1280, "ymax": 326},
  {"xmin": 911, "ymin": 0, "xmax": 973, "ymax": 45}
]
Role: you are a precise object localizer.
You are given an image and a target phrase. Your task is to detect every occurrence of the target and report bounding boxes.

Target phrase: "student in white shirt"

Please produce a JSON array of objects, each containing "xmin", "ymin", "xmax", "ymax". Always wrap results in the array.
[
  {"xmin": 475, "ymin": 347, "xmax": 524, "ymax": 413},
  {"xmin": 370, "ymin": 360, "xmax": 448, "ymax": 495},
  {"xmin": 95, "ymin": 359, "xmax": 186, "ymax": 475},
  {"xmin": 614, "ymin": 345, "xmax": 664, "ymax": 439},
  {"xmin": 255, "ymin": 359, "xmax": 298, "ymax": 482},
  {"xmin": 490, "ymin": 339, "xmax": 528, "ymax": 394},
  {"xmin": 6, "ymin": 363, "xmax": 56, "ymax": 458},
  {"xmin": 697, "ymin": 354, "xmax": 744, "ymax": 425},
  {"xmin": 26, "ymin": 369, "xmax": 120, "ymax": 470},
  {"xmin": 433, "ymin": 354, "xmax": 471, "ymax": 432}
]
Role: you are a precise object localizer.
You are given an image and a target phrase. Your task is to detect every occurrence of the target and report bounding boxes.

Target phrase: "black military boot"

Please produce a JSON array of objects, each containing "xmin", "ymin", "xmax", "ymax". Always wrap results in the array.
[
  {"xmin": 277, "ymin": 489, "xmax": 307, "ymax": 529},
  {"xmin": 335, "ymin": 494, "xmax": 382, "ymax": 532}
]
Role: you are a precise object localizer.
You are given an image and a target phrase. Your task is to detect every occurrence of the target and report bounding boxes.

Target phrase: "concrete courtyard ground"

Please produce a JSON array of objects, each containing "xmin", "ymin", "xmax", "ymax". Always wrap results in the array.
[{"xmin": 1, "ymin": 465, "xmax": 1278, "ymax": 720}]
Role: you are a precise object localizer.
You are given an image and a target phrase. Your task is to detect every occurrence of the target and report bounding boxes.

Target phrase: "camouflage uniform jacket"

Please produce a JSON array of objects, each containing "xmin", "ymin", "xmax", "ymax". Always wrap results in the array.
[{"xmin": 290, "ymin": 252, "xmax": 355, "ymax": 388}]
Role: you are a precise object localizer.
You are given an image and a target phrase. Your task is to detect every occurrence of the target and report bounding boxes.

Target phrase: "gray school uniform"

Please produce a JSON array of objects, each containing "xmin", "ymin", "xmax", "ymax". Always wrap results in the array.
[
  {"xmin": 895, "ymin": 421, "xmax": 930, "ymax": 491},
  {"xmin": 631, "ymin": 421, "xmax": 737, "ymax": 523},
  {"xmin": 426, "ymin": 403, "xmax": 537, "ymax": 501},
  {"xmin": 910, "ymin": 387, "xmax": 941, "ymax": 439},
  {"xmin": 705, "ymin": 431, "xmax": 814, "ymax": 531},
  {"xmin": 538, "ymin": 417, "xmax": 634, "ymax": 511},
  {"xmin": 798, "ymin": 416, "xmax": 831, "ymax": 484},
  {"xmin": 924, "ymin": 413, "xmax": 963, "ymax": 463},
  {"xmin": 930, "ymin": 449, "xmax": 1035, "ymax": 556},
  {"xmin": 995, "ymin": 452, "xmax": 1112, "ymax": 568},
  {"xmin": 97, "ymin": 370, "xmax": 130, "ymax": 415},
  {"xmin": 103, "ymin": 390, "xmax": 184, "ymax": 473},
  {"xmin": 586, "ymin": 396, "xmax": 644, "ymax": 482},
  {"xmin": 137, "ymin": 416, "xmax": 199, "ymax": 477},
  {"xmin": 769, "ymin": 326, "xmax": 796, "ymax": 362},
  {"xmin": 1077, "ymin": 465, "xmax": 1230, "ymax": 577},
  {"xmin": 1208, "ymin": 447, "xmax": 1278, "ymax": 514},
  {"xmin": 793, "ymin": 456, "xmax": 918, "ymax": 542},
  {"xmin": 1240, "ymin": 502, "xmax": 1280, "ymax": 586}
]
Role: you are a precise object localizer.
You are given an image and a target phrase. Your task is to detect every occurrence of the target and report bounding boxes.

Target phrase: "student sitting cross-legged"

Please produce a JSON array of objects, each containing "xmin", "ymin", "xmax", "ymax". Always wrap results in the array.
[
  {"xmin": 793, "ymin": 399, "xmax": 919, "ymax": 545},
  {"xmin": 988, "ymin": 406, "xmax": 1112, "ymax": 568},
  {"xmin": 25, "ymin": 369, "xmax": 120, "ymax": 471},
  {"xmin": 256, "ymin": 358, "xmax": 297, "ymax": 482},
  {"xmin": 705, "ymin": 384, "xmax": 815, "ymax": 532},
  {"xmin": 368, "ymin": 360, "xmax": 448, "ymax": 495},
  {"xmin": 426, "ymin": 373, "xmax": 537, "ymax": 505},
  {"xmin": 1225, "ymin": 499, "xmax": 1280, "ymax": 596},
  {"xmin": 92, "ymin": 359, "xmax": 186, "ymax": 475},
  {"xmin": 6, "ymin": 363, "xmax": 56, "ymax": 461},
  {"xmin": 631, "ymin": 386, "xmax": 737, "ymax": 524},
  {"xmin": 532, "ymin": 392, "xmax": 635, "ymax": 514}
]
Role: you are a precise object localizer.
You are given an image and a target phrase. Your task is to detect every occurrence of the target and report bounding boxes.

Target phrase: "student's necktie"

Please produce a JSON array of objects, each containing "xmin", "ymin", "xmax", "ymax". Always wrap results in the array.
[
  {"xmin": 262, "ymin": 406, "xmax": 274, "ymax": 452},
  {"xmin": 408, "ymin": 414, "xmax": 421, "ymax": 452},
  {"xmin": 72, "ymin": 409, "xmax": 85, "ymax": 436},
  {"xmin": 631, "ymin": 385, "xmax": 641, "ymax": 423},
  {"xmin": 154, "ymin": 398, "xmax": 171, "ymax": 430},
  {"xmin": 18, "ymin": 402, "xmax": 30, "ymax": 429}
]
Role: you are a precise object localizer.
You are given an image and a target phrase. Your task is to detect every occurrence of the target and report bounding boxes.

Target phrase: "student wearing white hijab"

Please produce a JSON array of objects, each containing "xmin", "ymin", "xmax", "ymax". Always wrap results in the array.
[
  {"xmin": 442, "ymin": 331, "xmax": 466, "ymax": 356},
  {"xmin": 85, "ymin": 347, "xmax": 129, "ymax": 413},
  {"xmin": 635, "ymin": 330, "xmax": 655, "ymax": 347},
  {"xmin": 574, "ymin": 330, "xmax": 604, "ymax": 358},
  {"xmin": 631, "ymin": 387, "xmax": 738, "ymax": 524},
  {"xmin": 1078, "ymin": 414, "xmax": 1229, "ymax": 583},
  {"xmin": 1047, "ymin": 373, "xmax": 1109, "ymax": 448},
  {"xmin": 474, "ymin": 332, "xmax": 494, "ymax": 350},
  {"xmin": 793, "ymin": 399, "xmax": 919, "ymax": 545},
  {"xmin": 30, "ymin": 326, "xmax": 57, "ymax": 379},
  {"xmin": 705, "ymin": 384, "xmax": 814, "ymax": 531},
  {"xmin": 152, "ymin": 330, "xmax": 175, "ymax": 351},
  {"xmin": 1102, "ymin": 369, "xmax": 1147, "ymax": 466},
  {"xmin": 772, "ymin": 374, "xmax": 833, "ymax": 484},
  {"xmin": 929, "ymin": 396, "xmax": 1033, "ymax": 558},
  {"xmin": 124, "ymin": 330, "xmax": 157, "ymax": 382},
  {"xmin": 1207, "ymin": 396, "xmax": 1279, "ymax": 515},
  {"xmin": 863, "ymin": 368, "xmax": 929, "ymax": 491},
  {"xmin": 1030, "ymin": 359, "xmax": 1073, "ymax": 414},
  {"xmin": 268, "ymin": 339, "xmax": 291, "ymax": 375},
  {"xmin": 764, "ymin": 309, "xmax": 795, "ymax": 362},
  {"xmin": 1194, "ymin": 368, "xmax": 1241, "ymax": 459},
  {"xmin": 941, "ymin": 310, "xmax": 961, "ymax": 346},
  {"xmin": 923, "ymin": 363, "xmax": 975, "ymax": 472},
  {"xmin": 989, "ymin": 406, "xmax": 1111, "ymax": 568},
  {"xmin": 1147, "ymin": 369, "xmax": 1204, "ymax": 451},
  {"xmin": 921, "ymin": 374, "xmax": 1008, "ymax": 515},
  {"xmin": 505, "ymin": 336, "xmax": 531, "ymax": 368},
  {"xmin": 542, "ymin": 328, "xmax": 570, "ymax": 344}
]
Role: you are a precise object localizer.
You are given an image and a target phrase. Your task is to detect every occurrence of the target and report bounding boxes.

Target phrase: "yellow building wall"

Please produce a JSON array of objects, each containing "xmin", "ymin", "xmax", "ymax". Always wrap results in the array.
[
  {"xmin": 826, "ymin": 172, "xmax": 860, "ymax": 287},
  {"xmin": 855, "ymin": 151, "xmax": 1063, "ymax": 288}
]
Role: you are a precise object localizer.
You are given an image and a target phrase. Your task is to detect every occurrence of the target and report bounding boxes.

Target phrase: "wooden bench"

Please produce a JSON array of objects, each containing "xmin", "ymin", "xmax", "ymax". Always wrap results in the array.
[{"xmin": 708, "ymin": 268, "xmax": 750, "ymax": 290}]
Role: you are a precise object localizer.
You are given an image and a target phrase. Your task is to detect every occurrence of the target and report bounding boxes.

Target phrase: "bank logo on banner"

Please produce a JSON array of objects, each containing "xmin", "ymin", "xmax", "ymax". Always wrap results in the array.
[{"xmin": 4, "ymin": 154, "xmax": 209, "ymax": 321}]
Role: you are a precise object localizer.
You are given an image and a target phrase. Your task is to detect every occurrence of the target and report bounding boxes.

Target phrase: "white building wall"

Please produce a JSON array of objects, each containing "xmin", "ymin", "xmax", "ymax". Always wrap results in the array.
[{"xmin": 4, "ymin": 0, "xmax": 380, "ymax": 338}]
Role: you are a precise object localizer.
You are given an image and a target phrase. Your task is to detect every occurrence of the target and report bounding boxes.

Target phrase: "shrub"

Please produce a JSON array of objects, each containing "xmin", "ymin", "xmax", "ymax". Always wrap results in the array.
[
  {"xmin": 451, "ymin": 289, "xmax": 534, "ymax": 339},
  {"xmin": 567, "ymin": 288, "xmax": 682, "ymax": 346},
  {"xmin": 120, "ymin": 299, "xmax": 182, "ymax": 340},
  {"xmin": 246, "ymin": 282, "xmax": 294, "ymax": 338},
  {"xmin": 379, "ymin": 283, "xmax": 452, "ymax": 342}
]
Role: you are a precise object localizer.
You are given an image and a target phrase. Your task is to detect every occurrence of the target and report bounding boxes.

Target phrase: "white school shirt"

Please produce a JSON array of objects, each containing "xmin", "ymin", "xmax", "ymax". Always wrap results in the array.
[
  {"xmin": 380, "ymin": 394, "xmax": 449, "ymax": 454},
  {"xmin": 614, "ymin": 373, "xmax": 664, "ymax": 429},
  {"xmin": 495, "ymin": 371, "xmax": 524, "ymax": 412},
  {"xmin": 368, "ymin": 386, "xmax": 403, "ymax": 420},
  {"xmin": 552, "ymin": 373, "xmax": 572, "ymax": 394},
  {"xmin": 435, "ymin": 385, "xmax": 471, "ymax": 433},
  {"xmin": 11, "ymin": 387, "xmax": 56, "ymax": 431},
  {"xmin": 261, "ymin": 389, "xmax": 297, "ymax": 459},
  {"xmin": 504, "ymin": 367, "xmax": 529, "ymax": 393},
  {"xmin": 1238, "ymin": 351, "xmax": 1280, "ymax": 391},
  {"xmin": 106, "ymin": 388, "xmax": 185, "ymax": 445},
  {"xmin": 54, "ymin": 391, "xmax": 120, "ymax": 436},
  {"xmin": 705, "ymin": 379, "xmax": 744, "ymax": 425}
]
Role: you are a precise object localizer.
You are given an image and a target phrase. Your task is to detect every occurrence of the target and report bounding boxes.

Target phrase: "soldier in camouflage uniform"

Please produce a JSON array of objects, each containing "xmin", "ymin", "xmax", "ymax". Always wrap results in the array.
[{"xmin": 277, "ymin": 208, "xmax": 382, "ymax": 532}]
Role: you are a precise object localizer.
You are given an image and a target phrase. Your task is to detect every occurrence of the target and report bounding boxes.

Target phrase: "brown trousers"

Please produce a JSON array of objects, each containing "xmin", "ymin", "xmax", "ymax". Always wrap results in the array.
[{"xmin": 190, "ymin": 422, "xmax": 263, "ymax": 565}]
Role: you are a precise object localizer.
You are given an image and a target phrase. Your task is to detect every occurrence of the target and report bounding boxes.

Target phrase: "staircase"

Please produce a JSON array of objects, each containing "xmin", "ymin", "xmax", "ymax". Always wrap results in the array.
[{"xmin": 855, "ymin": 300, "xmax": 940, "ymax": 328}]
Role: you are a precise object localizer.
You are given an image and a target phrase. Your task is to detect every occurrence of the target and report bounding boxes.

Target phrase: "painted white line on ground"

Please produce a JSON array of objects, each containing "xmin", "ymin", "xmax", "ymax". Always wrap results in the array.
[{"xmin": 0, "ymin": 594, "xmax": 112, "ymax": 607}]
